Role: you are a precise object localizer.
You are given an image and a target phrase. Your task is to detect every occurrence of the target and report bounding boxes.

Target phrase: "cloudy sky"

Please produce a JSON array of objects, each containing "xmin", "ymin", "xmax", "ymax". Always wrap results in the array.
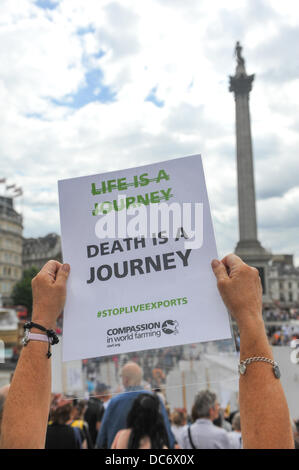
[{"xmin": 1, "ymin": 0, "xmax": 299, "ymax": 263}]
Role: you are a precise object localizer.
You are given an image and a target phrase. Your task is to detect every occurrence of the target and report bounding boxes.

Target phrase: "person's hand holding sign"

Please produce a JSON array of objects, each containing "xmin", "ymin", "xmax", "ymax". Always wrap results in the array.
[
  {"xmin": 31, "ymin": 260, "xmax": 70, "ymax": 330},
  {"xmin": 212, "ymin": 254, "xmax": 294, "ymax": 449},
  {"xmin": 211, "ymin": 254, "xmax": 263, "ymax": 333}
]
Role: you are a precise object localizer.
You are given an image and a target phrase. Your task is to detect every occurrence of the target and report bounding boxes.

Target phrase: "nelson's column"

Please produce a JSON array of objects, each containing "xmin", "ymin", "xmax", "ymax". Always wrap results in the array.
[{"xmin": 229, "ymin": 41, "xmax": 271, "ymax": 300}]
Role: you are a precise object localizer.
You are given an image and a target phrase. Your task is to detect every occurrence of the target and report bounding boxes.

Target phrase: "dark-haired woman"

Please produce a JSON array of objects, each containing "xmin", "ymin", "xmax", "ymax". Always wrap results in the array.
[
  {"xmin": 111, "ymin": 393, "xmax": 169, "ymax": 449},
  {"xmin": 45, "ymin": 398, "xmax": 82, "ymax": 449}
]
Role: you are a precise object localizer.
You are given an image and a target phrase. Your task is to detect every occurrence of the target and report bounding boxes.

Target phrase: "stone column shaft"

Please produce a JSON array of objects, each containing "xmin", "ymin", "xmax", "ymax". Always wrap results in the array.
[{"xmin": 235, "ymin": 93, "xmax": 258, "ymax": 241}]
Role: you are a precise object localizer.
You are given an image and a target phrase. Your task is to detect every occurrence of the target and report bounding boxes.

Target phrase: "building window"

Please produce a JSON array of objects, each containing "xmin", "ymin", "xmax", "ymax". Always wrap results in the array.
[
  {"xmin": 289, "ymin": 292, "xmax": 293, "ymax": 302},
  {"xmin": 2, "ymin": 282, "xmax": 9, "ymax": 293}
]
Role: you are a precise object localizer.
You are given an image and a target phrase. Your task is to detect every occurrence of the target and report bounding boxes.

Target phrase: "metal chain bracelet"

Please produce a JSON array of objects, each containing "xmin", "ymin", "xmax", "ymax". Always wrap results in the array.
[{"xmin": 238, "ymin": 356, "xmax": 281, "ymax": 379}]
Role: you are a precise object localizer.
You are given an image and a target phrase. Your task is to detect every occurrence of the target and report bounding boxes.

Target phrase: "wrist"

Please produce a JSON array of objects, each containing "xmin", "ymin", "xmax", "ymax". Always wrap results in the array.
[
  {"xmin": 30, "ymin": 327, "xmax": 47, "ymax": 335},
  {"xmin": 237, "ymin": 317, "xmax": 271, "ymax": 359},
  {"xmin": 31, "ymin": 315, "xmax": 57, "ymax": 331},
  {"xmin": 233, "ymin": 311, "xmax": 264, "ymax": 334}
]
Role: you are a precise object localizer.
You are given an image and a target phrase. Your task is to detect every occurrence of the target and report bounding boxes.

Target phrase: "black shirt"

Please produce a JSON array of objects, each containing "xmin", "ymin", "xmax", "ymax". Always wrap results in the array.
[
  {"xmin": 45, "ymin": 424, "xmax": 81, "ymax": 449},
  {"xmin": 84, "ymin": 398, "xmax": 105, "ymax": 447}
]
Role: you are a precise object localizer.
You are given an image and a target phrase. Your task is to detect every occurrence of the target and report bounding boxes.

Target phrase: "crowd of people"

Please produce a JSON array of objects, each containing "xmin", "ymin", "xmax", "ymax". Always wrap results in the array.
[
  {"xmin": 47, "ymin": 372, "xmax": 243, "ymax": 449},
  {"xmin": 0, "ymin": 254, "xmax": 296, "ymax": 449},
  {"xmin": 263, "ymin": 307, "xmax": 299, "ymax": 322},
  {"xmin": 230, "ymin": 306, "xmax": 299, "ymax": 352},
  {"xmin": 2, "ymin": 360, "xmax": 297, "ymax": 449},
  {"xmin": 2, "ymin": 349, "xmax": 298, "ymax": 449}
]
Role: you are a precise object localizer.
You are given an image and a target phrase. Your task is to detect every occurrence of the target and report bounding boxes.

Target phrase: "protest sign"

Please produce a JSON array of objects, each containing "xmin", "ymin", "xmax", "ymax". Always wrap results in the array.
[{"xmin": 58, "ymin": 155, "xmax": 232, "ymax": 362}]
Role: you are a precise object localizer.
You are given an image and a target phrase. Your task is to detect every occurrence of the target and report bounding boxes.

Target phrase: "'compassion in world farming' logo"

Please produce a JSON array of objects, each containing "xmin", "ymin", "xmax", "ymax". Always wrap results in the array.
[{"xmin": 106, "ymin": 319, "xmax": 180, "ymax": 349}]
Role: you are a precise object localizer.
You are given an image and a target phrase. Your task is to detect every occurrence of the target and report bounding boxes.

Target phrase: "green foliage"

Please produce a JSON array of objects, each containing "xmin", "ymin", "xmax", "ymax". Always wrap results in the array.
[{"xmin": 11, "ymin": 266, "xmax": 39, "ymax": 315}]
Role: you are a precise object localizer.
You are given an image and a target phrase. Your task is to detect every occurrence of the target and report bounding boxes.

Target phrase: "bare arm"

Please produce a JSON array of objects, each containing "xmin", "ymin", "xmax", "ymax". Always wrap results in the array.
[
  {"xmin": 212, "ymin": 254, "xmax": 294, "ymax": 449},
  {"xmin": 0, "ymin": 260, "xmax": 70, "ymax": 449}
]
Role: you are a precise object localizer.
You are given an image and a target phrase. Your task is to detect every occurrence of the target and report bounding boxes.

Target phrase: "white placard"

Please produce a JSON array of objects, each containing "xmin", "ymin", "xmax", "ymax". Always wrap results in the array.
[{"xmin": 58, "ymin": 155, "xmax": 232, "ymax": 362}]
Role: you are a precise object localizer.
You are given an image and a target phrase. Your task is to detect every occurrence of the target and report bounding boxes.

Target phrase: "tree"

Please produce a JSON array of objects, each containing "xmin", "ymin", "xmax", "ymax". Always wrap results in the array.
[{"xmin": 11, "ymin": 267, "xmax": 39, "ymax": 315}]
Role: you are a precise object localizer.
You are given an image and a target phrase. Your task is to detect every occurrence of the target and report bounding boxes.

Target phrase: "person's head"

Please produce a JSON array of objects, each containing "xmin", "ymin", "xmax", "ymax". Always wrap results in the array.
[
  {"xmin": 94, "ymin": 382, "xmax": 111, "ymax": 401},
  {"xmin": 191, "ymin": 390, "xmax": 219, "ymax": 422},
  {"xmin": 126, "ymin": 393, "xmax": 169, "ymax": 449},
  {"xmin": 213, "ymin": 408, "xmax": 224, "ymax": 428},
  {"xmin": 171, "ymin": 408, "xmax": 187, "ymax": 427},
  {"xmin": 51, "ymin": 396, "xmax": 73, "ymax": 425},
  {"xmin": 232, "ymin": 412, "xmax": 241, "ymax": 432},
  {"xmin": 72, "ymin": 399, "xmax": 87, "ymax": 420},
  {"xmin": 121, "ymin": 362, "xmax": 142, "ymax": 388}
]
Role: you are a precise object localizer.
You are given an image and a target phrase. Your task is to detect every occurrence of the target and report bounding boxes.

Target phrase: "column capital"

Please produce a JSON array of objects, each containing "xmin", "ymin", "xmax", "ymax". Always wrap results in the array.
[{"xmin": 229, "ymin": 73, "xmax": 255, "ymax": 95}]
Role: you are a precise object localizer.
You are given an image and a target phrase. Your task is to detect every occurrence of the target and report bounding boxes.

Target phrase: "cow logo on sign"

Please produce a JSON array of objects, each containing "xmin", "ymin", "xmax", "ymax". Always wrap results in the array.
[{"xmin": 162, "ymin": 320, "xmax": 179, "ymax": 335}]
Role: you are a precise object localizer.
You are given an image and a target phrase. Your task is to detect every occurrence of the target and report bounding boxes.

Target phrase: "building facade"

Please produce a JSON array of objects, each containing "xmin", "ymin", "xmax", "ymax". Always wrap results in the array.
[
  {"xmin": 22, "ymin": 232, "xmax": 62, "ymax": 271},
  {"xmin": 268, "ymin": 255, "xmax": 299, "ymax": 306},
  {"xmin": 0, "ymin": 196, "xmax": 23, "ymax": 305}
]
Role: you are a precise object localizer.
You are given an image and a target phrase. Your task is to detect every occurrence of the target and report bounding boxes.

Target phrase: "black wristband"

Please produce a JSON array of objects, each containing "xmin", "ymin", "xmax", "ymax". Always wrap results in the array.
[{"xmin": 24, "ymin": 322, "xmax": 59, "ymax": 358}]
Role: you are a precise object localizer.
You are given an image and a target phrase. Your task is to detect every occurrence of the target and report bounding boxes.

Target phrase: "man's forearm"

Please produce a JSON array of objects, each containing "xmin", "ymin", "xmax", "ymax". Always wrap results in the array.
[
  {"xmin": 212, "ymin": 256, "xmax": 294, "ymax": 449},
  {"xmin": 238, "ymin": 320, "xmax": 294, "ymax": 449},
  {"xmin": 0, "ymin": 341, "xmax": 51, "ymax": 449},
  {"xmin": 0, "ymin": 261, "xmax": 69, "ymax": 449}
]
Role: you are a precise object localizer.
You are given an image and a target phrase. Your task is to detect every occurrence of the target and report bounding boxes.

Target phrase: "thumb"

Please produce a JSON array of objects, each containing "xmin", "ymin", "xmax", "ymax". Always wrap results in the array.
[
  {"xmin": 55, "ymin": 263, "xmax": 70, "ymax": 286},
  {"xmin": 211, "ymin": 259, "xmax": 229, "ymax": 283}
]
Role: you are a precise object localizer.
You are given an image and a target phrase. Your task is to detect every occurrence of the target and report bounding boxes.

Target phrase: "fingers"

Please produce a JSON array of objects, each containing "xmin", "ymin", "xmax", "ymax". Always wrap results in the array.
[
  {"xmin": 36, "ymin": 260, "xmax": 70, "ymax": 286},
  {"xmin": 55, "ymin": 263, "xmax": 71, "ymax": 286},
  {"xmin": 221, "ymin": 253, "xmax": 245, "ymax": 270},
  {"xmin": 39, "ymin": 260, "xmax": 62, "ymax": 278},
  {"xmin": 211, "ymin": 259, "xmax": 229, "ymax": 283}
]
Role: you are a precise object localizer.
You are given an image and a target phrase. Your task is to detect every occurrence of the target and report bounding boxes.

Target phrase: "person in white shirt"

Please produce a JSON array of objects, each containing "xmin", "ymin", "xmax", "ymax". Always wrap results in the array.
[{"xmin": 181, "ymin": 390, "xmax": 232, "ymax": 449}]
